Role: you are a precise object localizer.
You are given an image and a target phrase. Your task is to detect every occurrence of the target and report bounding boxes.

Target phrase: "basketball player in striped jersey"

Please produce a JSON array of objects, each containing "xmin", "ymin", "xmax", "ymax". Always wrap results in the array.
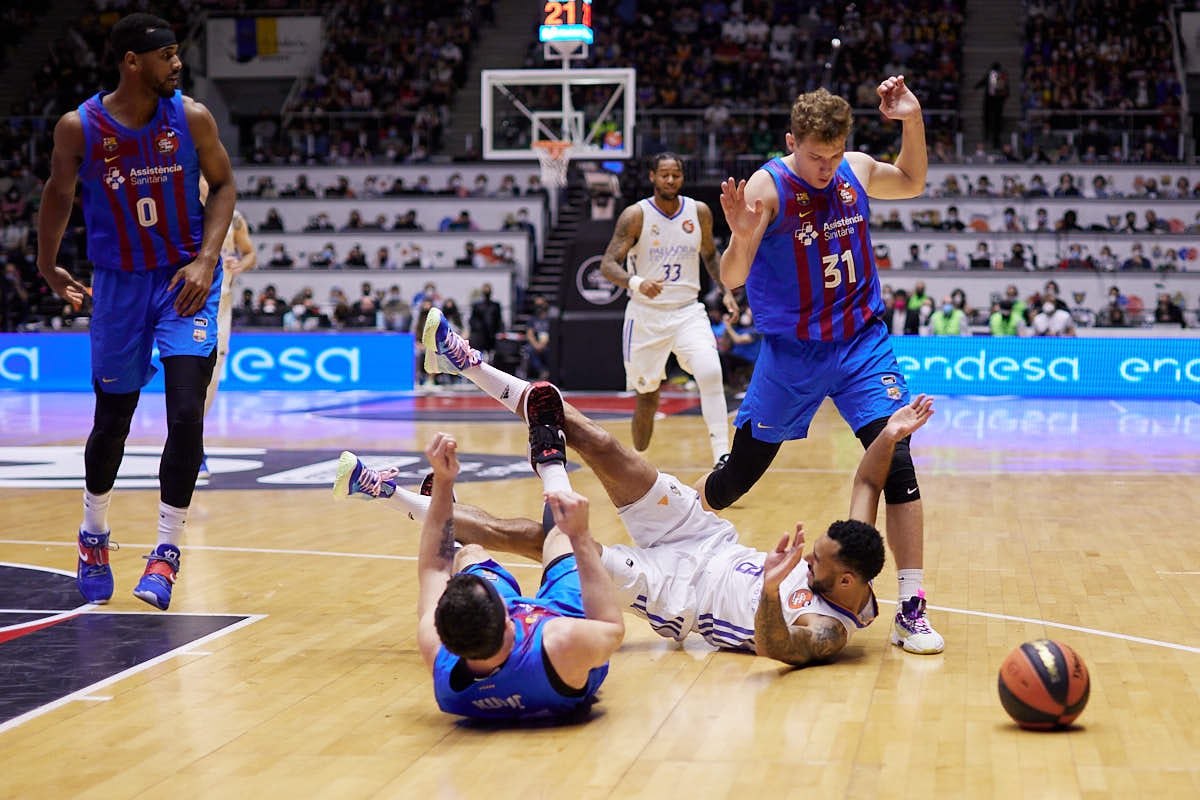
[
  {"xmin": 36, "ymin": 13, "xmax": 236, "ymax": 610},
  {"xmin": 197, "ymin": 176, "xmax": 257, "ymax": 478},
  {"xmin": 599, "ymin": 153, "xmax": 739, "ymax": 469},
  {"xmin": 697, "ymin": 77, "xmax": 945, "ymax": 654}
]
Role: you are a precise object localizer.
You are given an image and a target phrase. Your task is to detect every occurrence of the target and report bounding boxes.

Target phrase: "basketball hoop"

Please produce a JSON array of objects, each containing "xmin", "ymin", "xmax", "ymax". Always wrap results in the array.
[{"xmin": 532, "ymin": 139, "xmax": 577, "ymax": 190}]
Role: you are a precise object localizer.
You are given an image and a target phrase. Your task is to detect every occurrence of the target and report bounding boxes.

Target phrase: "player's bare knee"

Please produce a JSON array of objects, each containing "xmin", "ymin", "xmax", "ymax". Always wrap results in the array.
[{"xmin": 453, "ymin": 544, "xmax": 490, "ymax": 572}]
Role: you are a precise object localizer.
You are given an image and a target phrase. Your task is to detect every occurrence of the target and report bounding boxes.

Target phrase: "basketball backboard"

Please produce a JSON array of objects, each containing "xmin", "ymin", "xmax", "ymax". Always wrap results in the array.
[{"xmin": 480, "ymin": 68, "xmax": 636, "ymax": 161}]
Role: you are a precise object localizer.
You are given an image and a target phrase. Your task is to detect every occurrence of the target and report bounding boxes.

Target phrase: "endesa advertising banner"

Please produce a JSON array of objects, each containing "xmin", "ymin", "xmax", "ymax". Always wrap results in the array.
[
  {"xmin": 890, "ymin": 337, "xmax": 1200, "ymax": 399},
  {"xmin": 0, "ymin": 333, "xmax": 413, "ymax": 392}
]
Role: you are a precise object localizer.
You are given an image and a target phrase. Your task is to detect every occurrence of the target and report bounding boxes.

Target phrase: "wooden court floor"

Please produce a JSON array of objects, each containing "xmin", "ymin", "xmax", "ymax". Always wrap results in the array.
[{"xmin": 1, "ymin": 389, "xmax": 1198, "ymax": 799}]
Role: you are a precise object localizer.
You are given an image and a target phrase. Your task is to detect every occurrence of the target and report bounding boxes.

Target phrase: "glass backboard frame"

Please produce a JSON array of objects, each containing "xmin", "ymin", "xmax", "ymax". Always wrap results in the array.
[{"xmin": 480, "ymin": 67, "xmax": 636, "ymax": 161}]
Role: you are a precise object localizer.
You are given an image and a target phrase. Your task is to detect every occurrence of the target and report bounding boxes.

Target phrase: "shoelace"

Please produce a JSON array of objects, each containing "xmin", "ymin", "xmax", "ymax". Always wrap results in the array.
[
  {"xmin": 80, "ymin": 539, "xmax": 119, "ymax": 574},
  {"xmin": 142, "ymin": 549, "xmax": 180, "ymax": 572},
  {"xmin": 438, "ymin": 325, "xmax": 478, "ymax": 367},
  {"xmin": 902, "ymin": 600, "xmax": 933, "ymax": 633},
  {"xmin": 355, "ymin": 464, "xmax": 400, "ymax": 496}
]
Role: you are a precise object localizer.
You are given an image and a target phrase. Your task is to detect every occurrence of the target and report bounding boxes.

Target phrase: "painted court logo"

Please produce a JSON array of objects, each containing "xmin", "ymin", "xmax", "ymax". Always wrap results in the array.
[{"xmin": 0, "ymin": 447, "xmax": 574, "ymax": 490}]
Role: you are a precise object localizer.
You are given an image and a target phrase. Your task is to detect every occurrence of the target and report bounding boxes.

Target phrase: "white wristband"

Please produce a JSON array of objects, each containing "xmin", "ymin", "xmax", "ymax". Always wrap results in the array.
[{"xmin": 628, "ymin": 275, "xmax": 644, "ymax": 294}]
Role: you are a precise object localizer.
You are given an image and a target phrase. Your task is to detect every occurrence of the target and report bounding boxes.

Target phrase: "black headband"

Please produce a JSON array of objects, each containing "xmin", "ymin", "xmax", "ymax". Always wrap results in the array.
[{"xmin": 114, "ymin": 25, "xmax": 177, "ymax": 56}]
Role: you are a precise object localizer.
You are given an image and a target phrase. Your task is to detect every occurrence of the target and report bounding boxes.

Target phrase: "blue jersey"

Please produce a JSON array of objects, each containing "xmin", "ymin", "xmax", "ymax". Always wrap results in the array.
[
  {"xmin": 748, "ymin": 158, "xmax": 884, "ymax": 342},
  {"xmin": 77, "ymin": 90, "xmax": 204, "ymax": 273},
  {"xmin": 432, "ymin": 597, "xmax": 608, "ymax": 720}
]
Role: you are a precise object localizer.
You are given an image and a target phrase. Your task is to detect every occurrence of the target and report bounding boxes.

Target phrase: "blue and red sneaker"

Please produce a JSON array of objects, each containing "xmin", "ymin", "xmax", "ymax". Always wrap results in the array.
[
  {"xmin": 77, "ymin": 528, "xmax": 116, "ymax": 604},
  {"xmin": 133, "ymin": 544, "xmax": 181, "ymax": 611}
]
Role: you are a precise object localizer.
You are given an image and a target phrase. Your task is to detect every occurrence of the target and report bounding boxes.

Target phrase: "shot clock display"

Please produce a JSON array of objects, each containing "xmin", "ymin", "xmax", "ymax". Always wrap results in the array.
[{"xmin": 539, "ymin": 0, "xmax": 594, "ymax": 43}]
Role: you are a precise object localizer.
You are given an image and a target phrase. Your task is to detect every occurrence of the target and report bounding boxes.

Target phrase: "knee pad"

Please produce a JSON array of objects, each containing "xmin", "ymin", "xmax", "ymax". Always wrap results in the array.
[
  {"xmin": 163, "ymin": 353, "xmax": 216, "ymax": 424},
  {"xmin": 703, "ymin": 423, "xmax": 781, "ymax": 510},
  {"xmin": 855, "ymin": 417, "xmax": 920, "ymax": 504},
  {"xmin": 883, "ymin": 437, "xmax": 919, "ymax": 504},
  {"xmin": 91, "ymin": 386, "xmax": 140, "ymax": 435},
  {"xmin": 85, "ymin": 388, "xmax": 141, "ymax": 494}
]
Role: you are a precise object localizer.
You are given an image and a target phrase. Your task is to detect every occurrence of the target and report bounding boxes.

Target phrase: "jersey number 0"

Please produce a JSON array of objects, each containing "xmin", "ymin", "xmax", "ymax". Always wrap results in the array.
[{"xmin": 135, "ymin": 197, "xmax": 159, "ymax": 228}]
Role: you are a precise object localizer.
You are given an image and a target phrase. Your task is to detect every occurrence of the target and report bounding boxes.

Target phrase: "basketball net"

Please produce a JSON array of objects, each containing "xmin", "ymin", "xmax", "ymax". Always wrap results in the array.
[{"xmin": 532, "ymin": 139, "xmax": 577, "ymax": 190}]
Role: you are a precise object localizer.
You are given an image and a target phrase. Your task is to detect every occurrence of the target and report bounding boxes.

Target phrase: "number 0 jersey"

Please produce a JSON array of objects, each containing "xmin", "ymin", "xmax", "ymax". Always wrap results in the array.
[
  {"xmin": 626, "ymin": 196, "xmax": 703, "ymax": 309},
  {"xmin": 77, "ymin": 90, "xmax": 204, "ymax": 273},
  {"xmin": 748, "ymin": 158, "xmax": 884, "ymax": 341}
]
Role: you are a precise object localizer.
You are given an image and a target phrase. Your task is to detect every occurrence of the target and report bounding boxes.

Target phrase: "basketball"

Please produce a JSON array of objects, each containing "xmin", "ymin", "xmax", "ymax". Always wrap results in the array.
[{"xmin": 997, "ymin": 640, "xmax": 1090, "ymax": 730}]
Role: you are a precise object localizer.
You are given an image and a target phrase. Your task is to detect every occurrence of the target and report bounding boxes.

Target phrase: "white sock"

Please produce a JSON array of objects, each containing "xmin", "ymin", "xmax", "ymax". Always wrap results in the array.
[
  {"xmin": 82, "ymin": 489, "xmax": 112, "ymax": 535},
  {"xmin": 463, "ymin": 362, "xmax": 528, "ymax": 414},
  {"xmin": 157, "ymin": 502, "xmax": 188, "ymax": 549},
  {"xmin": 385, "ymin": 486, "xmax": 432, "ymax": 522},
  {"xmin": 698, "ymin": 387, "xmax": 730, "ymax": 463},
  {"xmin": 897, "ymin": 569, "xmax": 924, "ymax": 602},
  {"xmin": 693, "ymin": 361, "xmax": 731, "ymax": 463},
  {"xmin": 536, "ymin": 463, "xmax": 572, "ymax": 495}
]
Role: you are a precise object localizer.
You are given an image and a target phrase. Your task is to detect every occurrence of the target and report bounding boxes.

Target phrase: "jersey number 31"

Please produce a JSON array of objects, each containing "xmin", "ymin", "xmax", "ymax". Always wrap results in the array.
[{"xmin": 821, "ymin": 251, "xmax": 857, "ymax": 289}]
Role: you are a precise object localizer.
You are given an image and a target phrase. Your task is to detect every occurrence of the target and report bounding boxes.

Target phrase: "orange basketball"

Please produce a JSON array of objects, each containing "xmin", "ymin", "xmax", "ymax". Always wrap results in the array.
[{"xmin": 997, "ymin": 639, "xmax": 1090, "ymax": 730}]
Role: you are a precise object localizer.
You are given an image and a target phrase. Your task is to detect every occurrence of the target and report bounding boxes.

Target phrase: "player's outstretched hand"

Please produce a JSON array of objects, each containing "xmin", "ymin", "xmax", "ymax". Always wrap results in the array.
[
  {"xmin": 877, "ymin": 75, "xmax": 922, "ymax": 121},
  {"xmin": 547, "ymin": 490, "xmax": 590, "ymax": 539},
  {"xmin": 425, "ymin": 432, "xmax": 460, "ymax": 482},
  {"xmin": 762, "ymin": 523, "xmax": 806, "ymax": 591},
  {"xmin": 885, "ymin": 394, "xmax": 935, "ymax": 441},
  {"xmin": 719, "ymin": 177, "xmax": 767, "ymax": 239}
]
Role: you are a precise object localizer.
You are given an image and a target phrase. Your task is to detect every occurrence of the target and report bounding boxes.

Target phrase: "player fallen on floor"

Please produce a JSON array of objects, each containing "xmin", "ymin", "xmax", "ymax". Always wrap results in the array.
[
  {"xmin": 336, "ymin": 395, "xmax": 624, "ymax": 721},
  {"xmin": 332, "ymin": 310, "xmax": 941, "ymax": 665}
]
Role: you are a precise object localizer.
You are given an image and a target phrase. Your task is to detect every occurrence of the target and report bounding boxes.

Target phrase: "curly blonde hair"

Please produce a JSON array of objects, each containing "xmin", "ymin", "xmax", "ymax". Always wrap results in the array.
[{"xmin": 789, "ymin": 88, "xmax": 853, "ymax": 144}]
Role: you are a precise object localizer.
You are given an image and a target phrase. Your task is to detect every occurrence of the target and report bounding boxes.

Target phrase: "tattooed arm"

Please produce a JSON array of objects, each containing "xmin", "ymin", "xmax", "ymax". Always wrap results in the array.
[
  {"xmin": 755, "ymin": 592, "xmax": 849, "ymax": 666},
  {"xmin": 416, "ymin": 432, "xmax": 460, "ymax": 669},
  {"xmin": 753, "ymin": 527, "xmax": 848, "ymax": 666},
  {"xmin": 697, "ymin": 201, "xmax": 737, "ymax": 315}
]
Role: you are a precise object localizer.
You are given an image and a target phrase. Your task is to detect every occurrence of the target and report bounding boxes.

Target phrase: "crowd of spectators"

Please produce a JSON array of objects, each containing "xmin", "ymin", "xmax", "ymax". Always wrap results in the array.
[
  {"xmin": 0, "ymin": 1, "xmax": 41, "ymax": 73},
  {"xmin": 877, "ymin": 277, "xmax": 1193, "ymax": 335},
  {"xmin": 253, "ymin": 0, "xmax": 485, "ymax": 165},
  {"xmin": 533, "ymin": 0, "xmax": 963, "ymax": 162},
  {"xmin": 1020, "ymin": 0, "xmax": 1183, "ymax": 162}
]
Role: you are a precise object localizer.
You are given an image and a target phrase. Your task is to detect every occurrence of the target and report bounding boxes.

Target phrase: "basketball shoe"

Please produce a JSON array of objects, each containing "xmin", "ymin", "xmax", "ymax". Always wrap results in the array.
[
  {"xmin": 333, "ymin": 451, "xmax": 400, "ymax": 501},
  {"xmin": 198, "ymin": 454, "xmax": 211, "ymax": 479},
  {"xmin": 524, "ymin": 381, "xmax": 567, "ymax": 471},
  {"xmin": 422, "ymin": 307, "xmax": 482, "ymax": 376},
  {"xmin": 890, "ymin": 591, "xmax": 945, "ymax": 654},
  {"xmin": 77, "ymin": 528, "xmax": 116, "ymax": 604},
  {"xmin": 133, "ymin": 544, "xmax": 181, "ymax": 610}
]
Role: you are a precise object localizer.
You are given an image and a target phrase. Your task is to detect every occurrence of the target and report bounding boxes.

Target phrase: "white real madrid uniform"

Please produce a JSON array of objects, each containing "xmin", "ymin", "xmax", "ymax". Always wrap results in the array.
[
  {"xmin": 599, "ymin": 472, "xmax": 879, "ymax": 651},
  {"xmin": 621, "ymin": 196, "xmax": 721, "ymax": 394},
  {"xmin": 209, "ymin": 209, "xmax": 244, "ymax": 397}
]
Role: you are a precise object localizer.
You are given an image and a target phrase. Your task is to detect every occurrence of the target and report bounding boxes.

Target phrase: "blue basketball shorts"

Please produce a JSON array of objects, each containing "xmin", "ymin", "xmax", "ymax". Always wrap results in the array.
[
  {"xmin": 462, "ymin": 555, "xmax": 586, "ymax": 618},
  {"xmin": 89, "ymin": 262, "xmax": 222, "ymax": 394},
  {"xmin": 733, "ymin": 318, "xmax": 909, "ymax": 442}
]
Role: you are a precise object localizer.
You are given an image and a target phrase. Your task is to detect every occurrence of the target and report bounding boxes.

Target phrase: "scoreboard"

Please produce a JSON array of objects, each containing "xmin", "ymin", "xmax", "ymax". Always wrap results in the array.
[{"xmin": 539, "ymin": 0, "xmax": 594, "ymax": 43}]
